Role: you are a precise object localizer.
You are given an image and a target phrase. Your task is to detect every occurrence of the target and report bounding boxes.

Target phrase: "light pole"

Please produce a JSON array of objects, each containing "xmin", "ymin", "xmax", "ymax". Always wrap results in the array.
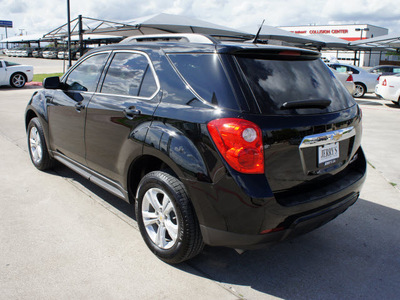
[
  {"xmin": 355, "ymin": 27, "xmax": 369, "ymax": 66},
  {"xmin": 67, "ymin": 0, "xmax": 72, "ymax": 69}
]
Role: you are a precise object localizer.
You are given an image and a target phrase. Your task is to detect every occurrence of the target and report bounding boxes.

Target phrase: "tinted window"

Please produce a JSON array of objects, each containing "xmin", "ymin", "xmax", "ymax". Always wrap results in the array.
[
  {"xmin": 5, "ymin": 61, "xmax": 20, "ymax": 67},
  {"xmin": 168, "ymin": 53, "xmax": 238, "ymax": 109},
  {"xmin": 393, "ymin": 68, "xmax": 400, "ymax": 73},
  {"xmin": 102, "ymin": 52, "xmax": 156, "ymax": 97},
  {"xmin": 349, "ymin": 67, "xmax": 359, "ymax": 74},
  {"xmin": 66, "ymin": 53, "xmax": 108, "ymax": 92},
  {"xmin": 138, "ymin": 66, "xmax": 157, "ymax": 97},
  {"xmin": 237, "ymin": 56, "xmax": 356, "ymax": 115}
]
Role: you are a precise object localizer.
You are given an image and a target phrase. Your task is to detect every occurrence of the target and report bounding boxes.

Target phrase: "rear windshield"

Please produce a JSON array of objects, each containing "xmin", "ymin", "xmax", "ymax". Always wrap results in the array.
[{"xmin": 236, "ymin": 55, "xmax": 356, "ymax": 115}]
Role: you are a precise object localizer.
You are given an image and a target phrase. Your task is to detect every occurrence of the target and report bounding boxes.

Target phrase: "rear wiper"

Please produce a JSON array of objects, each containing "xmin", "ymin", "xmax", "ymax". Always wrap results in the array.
[{"xmin": 280, "ymin": 99, "xmax": 331, "ymax": 110}]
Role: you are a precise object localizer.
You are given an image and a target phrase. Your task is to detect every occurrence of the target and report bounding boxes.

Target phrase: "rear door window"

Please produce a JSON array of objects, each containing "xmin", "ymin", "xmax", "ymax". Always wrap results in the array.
[
  {"xmin": 101, "ymin": 52, "xmax": 157, "ymax": 98},
  {"xmin": 236, "ymin": 56, "xmax": 356, "ymax": 115}
]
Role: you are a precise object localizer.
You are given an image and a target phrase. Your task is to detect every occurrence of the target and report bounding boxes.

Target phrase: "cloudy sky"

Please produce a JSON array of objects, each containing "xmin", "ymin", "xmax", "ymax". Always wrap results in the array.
[{"xmin": 1, "ymin": 0, "xmax": 399, "ymax": 38}]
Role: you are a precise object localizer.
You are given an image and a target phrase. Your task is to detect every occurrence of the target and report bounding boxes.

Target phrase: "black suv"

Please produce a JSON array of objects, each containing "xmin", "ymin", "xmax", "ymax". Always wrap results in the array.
[{"xmin": 25, "ymin": 34, "xmax": 366, "ymax": 263}]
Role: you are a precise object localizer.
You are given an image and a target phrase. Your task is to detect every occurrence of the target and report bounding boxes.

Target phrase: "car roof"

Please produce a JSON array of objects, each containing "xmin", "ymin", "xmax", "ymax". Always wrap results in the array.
[{"xmin": 85, "ymin": 40, "xmax": 320, "ymax": 57}]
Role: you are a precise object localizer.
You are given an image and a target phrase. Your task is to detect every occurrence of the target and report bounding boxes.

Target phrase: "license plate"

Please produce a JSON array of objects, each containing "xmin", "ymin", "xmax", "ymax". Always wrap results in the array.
[{"xmin": 318, "ymin": 142, "xmax": 339, "ymax": 166}]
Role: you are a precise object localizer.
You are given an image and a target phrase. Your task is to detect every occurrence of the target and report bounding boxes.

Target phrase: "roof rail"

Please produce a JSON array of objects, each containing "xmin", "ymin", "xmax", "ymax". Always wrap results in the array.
[{"xmin": 119, "ymin": 33, "xmax": 220, "ymax": 45}]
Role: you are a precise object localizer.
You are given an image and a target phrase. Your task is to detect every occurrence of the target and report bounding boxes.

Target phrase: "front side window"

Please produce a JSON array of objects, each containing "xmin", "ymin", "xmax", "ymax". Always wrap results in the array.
[
  {"xmin": 101, "ymin": 52, "xmax": 157, "ymax": 97},
  {"xmin": 65, "ymin": 53, "xmax": 108, "ymax": 92}
]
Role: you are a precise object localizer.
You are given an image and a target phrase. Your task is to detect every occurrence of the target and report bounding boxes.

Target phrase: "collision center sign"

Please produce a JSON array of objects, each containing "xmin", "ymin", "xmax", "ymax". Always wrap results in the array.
[
  {"xmin": 291, "ymin": 29, "xmax": 349, "ymax": 35},
  {"xmin": 0, "ymin": 20, "xmax": 13, "ymax": 28}
]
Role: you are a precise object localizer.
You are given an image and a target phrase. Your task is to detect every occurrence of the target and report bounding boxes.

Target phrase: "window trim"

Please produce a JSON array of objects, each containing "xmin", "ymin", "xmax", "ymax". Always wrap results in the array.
[{"xmin": 97, "ymin": 50, "xmax": 160, "ymax": 100}]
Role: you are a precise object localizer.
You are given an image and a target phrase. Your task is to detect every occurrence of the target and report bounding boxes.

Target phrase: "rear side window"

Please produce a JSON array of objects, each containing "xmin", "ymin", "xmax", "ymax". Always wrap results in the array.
[
  {"xmin": 168, "ymin": 53, "xmax": 238, "ymax": 109},
  {"xmin": 101, "ymin": 52, "xmax": 157, "ymax": 98},
  {"xmin": 236, "ymin": 56, "xmax": 356, "ymax": 115}
]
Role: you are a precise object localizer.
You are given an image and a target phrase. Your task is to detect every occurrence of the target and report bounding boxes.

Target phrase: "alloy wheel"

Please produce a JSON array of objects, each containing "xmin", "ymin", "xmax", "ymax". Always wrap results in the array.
[
  {"xmin": 141, "ymin": 188, "xmax": 179, "ymax": 249},
  {"xmin": 29, "ymin": 127, "xmax": 43, "ymax": 164}
]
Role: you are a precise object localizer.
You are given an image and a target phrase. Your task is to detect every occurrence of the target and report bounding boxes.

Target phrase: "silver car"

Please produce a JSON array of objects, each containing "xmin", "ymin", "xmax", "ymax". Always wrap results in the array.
[
  {"xmin": 328, "ymin": 63, "xmax": 379, "ymax": 97},
  {"xmin": 331, "ymin": 69, "xmax": 355, "ymax": 96}
]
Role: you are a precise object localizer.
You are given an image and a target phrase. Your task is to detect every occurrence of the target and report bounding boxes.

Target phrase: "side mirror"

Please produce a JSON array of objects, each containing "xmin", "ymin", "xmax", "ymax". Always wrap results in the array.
[{"xmin": 43, "ymin": 76, "xmax": 61, "ymax": 89}]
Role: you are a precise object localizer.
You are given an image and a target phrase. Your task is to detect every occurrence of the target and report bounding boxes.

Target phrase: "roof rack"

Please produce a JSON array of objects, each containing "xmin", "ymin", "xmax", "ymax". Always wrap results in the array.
[{"xmin": 119, "ymin": 33, "xmax": 220, "ymax": 45}]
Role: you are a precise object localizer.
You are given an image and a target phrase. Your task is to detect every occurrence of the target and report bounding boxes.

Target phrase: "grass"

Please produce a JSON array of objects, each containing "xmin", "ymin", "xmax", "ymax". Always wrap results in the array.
[{"xmin": 32, "ymin": 73, "xmax": 63, "ymax": 83}]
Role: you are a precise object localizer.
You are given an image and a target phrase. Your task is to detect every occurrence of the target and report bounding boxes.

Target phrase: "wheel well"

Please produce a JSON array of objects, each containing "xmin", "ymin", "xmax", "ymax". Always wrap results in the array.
[
  {"xmin": 355, "ymin": 82, "xmax": 366, "ymax": 90},
  {"xmin": 127, "ymin": 155, "xmax": 178, "ymax": 203},
  {"xmin": 10, "ymin": 72, "xmax": 27, "ymax": 82},
  {"xmin": 25, "ymin": 110, "xmax": 37, "ymax": 130}
]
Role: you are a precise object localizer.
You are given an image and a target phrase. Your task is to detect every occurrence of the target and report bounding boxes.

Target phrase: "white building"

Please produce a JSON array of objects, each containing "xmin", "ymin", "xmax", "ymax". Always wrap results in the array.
[{"xmin": 278, "ymin": 24, "xmax": 389, "ymax": 67}]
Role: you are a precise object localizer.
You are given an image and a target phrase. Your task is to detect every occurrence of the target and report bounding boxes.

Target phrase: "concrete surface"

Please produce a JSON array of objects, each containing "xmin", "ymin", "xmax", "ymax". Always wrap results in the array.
[{"xmin": 0, "ymin": 82, "xmax": 399, "ymax": 299}]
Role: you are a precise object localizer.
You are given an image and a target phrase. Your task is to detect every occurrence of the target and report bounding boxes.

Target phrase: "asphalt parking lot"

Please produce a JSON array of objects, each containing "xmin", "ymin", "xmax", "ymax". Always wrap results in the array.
[{"xmin": 1, "ymin": 57, "xmax": 400, "ymax": 299}]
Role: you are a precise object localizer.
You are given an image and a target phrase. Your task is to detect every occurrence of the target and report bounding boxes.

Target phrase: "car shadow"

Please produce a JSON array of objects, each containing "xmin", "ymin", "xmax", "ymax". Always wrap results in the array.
[
  {"xmin": 0, "ymin": 85, "xmax": 41, "ymax": 90},
  {"xmin": 47, "ymin": 163, "xmax": 135, "ymax": 221},
  {"xmin": 181, "ymin": 198, "xmax": 400, "ymax": 299},
  {"xmin": 44, "ymin": 164, "xmax": 400, "ymax": 299}
]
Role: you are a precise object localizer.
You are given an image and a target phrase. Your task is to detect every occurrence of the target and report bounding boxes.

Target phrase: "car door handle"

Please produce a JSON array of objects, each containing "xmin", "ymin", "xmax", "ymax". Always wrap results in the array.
[
  {"xmin": 75, "ymin": 102, "xmax": 85, "ymax": 112},
  {"xmin": 123, "ymin": 107, "xmax": 141, "ymax": 119}
]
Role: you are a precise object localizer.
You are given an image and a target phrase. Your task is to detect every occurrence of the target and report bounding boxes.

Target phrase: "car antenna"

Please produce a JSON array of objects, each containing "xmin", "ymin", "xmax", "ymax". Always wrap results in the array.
[{"xmin": 252, "ymin": 19, "xmax": 265, "ymax": 44}]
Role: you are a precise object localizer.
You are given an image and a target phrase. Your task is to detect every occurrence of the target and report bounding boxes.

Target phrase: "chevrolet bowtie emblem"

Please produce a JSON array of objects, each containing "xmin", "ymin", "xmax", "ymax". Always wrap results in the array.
[{"xmin": 333, "ymin": 132, "xmax": 343, "ymax": 141}]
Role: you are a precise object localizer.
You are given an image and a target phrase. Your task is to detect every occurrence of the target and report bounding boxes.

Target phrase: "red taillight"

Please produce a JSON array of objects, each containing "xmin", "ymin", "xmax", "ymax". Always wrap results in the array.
[
  {"xmin": 207, "ymin": 118, "xmax": 264, "ymax": 174},
  {"xmin": 346, "ymin": 74, "xmax": 354, "ymax": 82},
  {"xmin": 279, "ymin": 50, "xmax": 301, "ymax": 56},
  {"xmin": 377, "ymin": 75, "xmax": 381, "ymax": 81},
  {"xmin": 382, "ymin": 79, "xmax": 387, "ymax": 86}
]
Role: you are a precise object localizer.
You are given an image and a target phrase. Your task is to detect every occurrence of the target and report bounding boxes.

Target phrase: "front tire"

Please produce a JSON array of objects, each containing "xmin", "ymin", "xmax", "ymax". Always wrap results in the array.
[
  {"xmin": 10, "ymin": 73, "xmax": 27, "ymax": 88},
  {"xmin": 27, "ymin": 118, "xmax": 54, "ymax": 170},
  {"xmin": 136, "ymin": 171, "xmax": 203, "ymax": 264}
]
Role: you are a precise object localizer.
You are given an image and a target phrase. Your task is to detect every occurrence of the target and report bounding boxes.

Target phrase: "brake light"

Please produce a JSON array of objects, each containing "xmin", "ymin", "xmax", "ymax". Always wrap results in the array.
[
  {"xmin": 279, "ymin": 50, "xmax": 301, "ymax": 56},
  {"xmin": 207, "ymin": 118, "xmax": 264, "ymax": 174},
  {"xmin": 382, "ymin": 79, "xmax": 387, "ymax": 86},
  {"xmin": 346, "ymin": 74, "xmax": 354, "ymax": 82},
  {"xmin": 377, "ymin": 75, "xmax": 381, "ymax": 81}
]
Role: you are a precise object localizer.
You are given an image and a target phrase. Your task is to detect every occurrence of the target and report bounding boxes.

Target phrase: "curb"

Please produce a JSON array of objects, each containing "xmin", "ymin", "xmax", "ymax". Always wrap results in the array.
[{"xmin": 26, "ymin": 82, "xmax": 43, "ymax": 87}]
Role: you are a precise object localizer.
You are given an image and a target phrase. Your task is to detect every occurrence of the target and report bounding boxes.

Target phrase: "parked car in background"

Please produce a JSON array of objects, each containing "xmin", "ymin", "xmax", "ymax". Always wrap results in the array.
[
  {"xmin": 19, "ymin": 47, "xmax": 39, "ymax": 57},
  {"xmin": 25, "ymin": 34, "xmax": 366, "ymax": 263},
  {"xmin": 57, "ymin": 48, "xmax": 79, "ymax": 60},
  {"xmin": 32, "ymin": 48, "xmax": 45, "ymax": 58},
  {"xmin": 74, "ymin": 48, "xmax": 89, "ymax": 60},
  {"xmin": 0, "ymin": 59, "xmax": 33, "ymax": 88},
  {"xmin": 369, "ymin": 65, "xmax": 400, "ymax": 76},
  {"xmin": 43, "ymin": 48, "xmax": 65, "ymax": 59},
  {"xmin": 375, "ymin": 74, "xmax": 400, "ymax": 105},
  {"xmin": 328, "ymin": 63, "xmax": 379, "ymax": 97},
  {"xmin": 332, "ymin": 69, "xmax": 355, "ymax": 96}
]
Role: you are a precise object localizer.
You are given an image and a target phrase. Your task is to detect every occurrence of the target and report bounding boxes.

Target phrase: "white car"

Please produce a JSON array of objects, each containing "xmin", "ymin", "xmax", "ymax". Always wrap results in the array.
[
  {"xmin": 0, "ymin": 60, "xmax": 34, "ymax": 88},
  {"xmin": 375, "ymin": 74, "xmax": 400, "ymax": 105}
]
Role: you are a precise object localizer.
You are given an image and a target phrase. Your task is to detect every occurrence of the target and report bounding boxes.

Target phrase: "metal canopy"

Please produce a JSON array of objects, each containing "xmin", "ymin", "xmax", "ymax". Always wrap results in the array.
[
  {"xmin": 0, "ymin": 33, "xmax": 52, "ymax": 43},
  {"xmin": 42, "ymin": 13, "xmax": 252, "ymax": 40},
  {"xmin": 252, "ymin": 25, "xmax": 324, "ymax": 46},
  {"xmin": 93, "ymin": 13, "xmax": 253, "ymax": 39},
  {"xmin": 350, "ymin": 33, "xmax": 400, "ymax": 48}
]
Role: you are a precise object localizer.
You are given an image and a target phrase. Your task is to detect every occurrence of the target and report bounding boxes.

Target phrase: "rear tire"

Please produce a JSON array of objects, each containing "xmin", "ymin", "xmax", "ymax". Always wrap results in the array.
[
  {"xmin": 27, "ymin": 118, "xmax": 55, "ymax": 170},
  {"xmin": 353, "ymin": 83, "xmax": 366, "ymax": 98},
  {"xmin": 136, "ymin": 171, "xmax": 204, "ymax": 264},
  {"xmin": 10, "ymin": 72, "xmax": 27, "ymax": 88}
]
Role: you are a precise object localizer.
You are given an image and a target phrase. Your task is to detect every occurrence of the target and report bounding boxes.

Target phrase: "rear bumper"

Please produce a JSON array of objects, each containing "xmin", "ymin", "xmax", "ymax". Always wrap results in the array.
[
  {"xmin": 191, "ymin": 148, "xmax": 366, "ymax": 249},
  {"xmin": 201, "ymin": 190, "xmax": 361, "ymax": 249}
]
